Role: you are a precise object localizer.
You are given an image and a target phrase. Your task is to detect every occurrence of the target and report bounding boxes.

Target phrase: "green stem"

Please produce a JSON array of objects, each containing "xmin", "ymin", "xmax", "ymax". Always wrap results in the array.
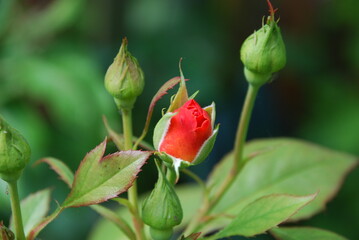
[
  {"xmin": 184, "ymin": 84, "xmax": 260, "ymax": 235},
  {"xmin": 122, "ymin": 109, "xmax": 133, "ymax": 150},
  {"xmin": 113, "ymin": 197, "xmax": 134, "ymax": 212},
  {"xmin": 8, "ymin": 181, "xmax": 25, "ymax": 240},
  {"xmin": 166, "ymin": 166, "xmax": 177, "ymax": 185},
  {"xmin": 121, "ymin": 109, "xmax": 146, "ymax": 240},
  {"xmin": 232, "ymin": 84, "xmax": 259, "ymax": 171},
  {"xmin": 210, "ymin": 84, "xmax": 259, "ymax": 205}
]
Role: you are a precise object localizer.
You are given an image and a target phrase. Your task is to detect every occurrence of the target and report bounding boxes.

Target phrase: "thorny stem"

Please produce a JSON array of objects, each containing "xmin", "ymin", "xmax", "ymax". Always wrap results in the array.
[
  {"xmin": 184, "ymin": 84, "xmax": 260, "ymax": 235},
  {"xmin": 8, "ymin": 181, "xmax": 26, "ymax": 240},
  {"xmin": 121, "ymin": 109, "xmax": 146, "ymax": 240}
]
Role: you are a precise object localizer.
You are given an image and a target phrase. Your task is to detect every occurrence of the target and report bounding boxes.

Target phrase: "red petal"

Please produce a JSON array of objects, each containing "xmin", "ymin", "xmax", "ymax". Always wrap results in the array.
[{"xmin": 159, "ymin": 99, "xmax": 212, "ymax": 162}]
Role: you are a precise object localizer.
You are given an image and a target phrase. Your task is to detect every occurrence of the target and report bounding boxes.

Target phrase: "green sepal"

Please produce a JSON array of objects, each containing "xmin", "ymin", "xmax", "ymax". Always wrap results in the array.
[
  {"xmin": 149, "ymin": 228, "xmax": 173, "ymax": 240},
  {"xmin": 142, "ymin": 161, "xmax": 183, "ymax": 232},
  {"xmin": 167, "ymin": 81, "xmax": 188, "ymax": 113},
  {"xmin": 155, "ymin": 152, "xmax": 190, "ymax": 182},
  {"xmin": 167, "ymin": 60, "xmax": 189, "ymax": 113},
  {"xmin": 153, "ymin": 112, "xmax": 177, "ymax": 150},
  {"xmin": 188, "ymin": 90, "xmax": 199, "ymax": 100},
  {"xmin": 203, "ymin": 102, "xmax": 216, "ymax": 128},
  {"xmin": 244, "ymin": 67, "xmax": 272, "ymax": 88},
  {"xmin": 192, "ymin": 124, "xmax": 219, "ymax": 165}
]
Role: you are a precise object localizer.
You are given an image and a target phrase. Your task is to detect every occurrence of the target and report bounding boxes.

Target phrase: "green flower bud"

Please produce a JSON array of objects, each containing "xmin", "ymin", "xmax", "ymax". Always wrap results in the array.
[
  {"xmin": 0, "ymin": 222, "xmax": 15, "ymax": 240},
  {"xmin": 0, "ymin": 116, "xmax": 31, "ymax": 182},
  {"xmin": 104, "ymin": 37, "xmax": 145, "ymax": 110},
  {"xmin": 240, "ymin": 1, "xmax": 286, "ymax": 87},
  {"xmin": 142, "ymin": 162, "xmax": 183, "ymax": 240}
]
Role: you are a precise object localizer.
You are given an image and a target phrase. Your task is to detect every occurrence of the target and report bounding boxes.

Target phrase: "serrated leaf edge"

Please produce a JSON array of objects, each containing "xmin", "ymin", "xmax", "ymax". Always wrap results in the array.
[{"xmin": 63, "ymin": 149, "xmax": 152, "ymax": 208}]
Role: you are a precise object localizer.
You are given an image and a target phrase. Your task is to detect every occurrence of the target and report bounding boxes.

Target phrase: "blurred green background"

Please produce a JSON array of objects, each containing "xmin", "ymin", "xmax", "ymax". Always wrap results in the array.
[{"xmin": 0, "ymin": 0, "xmax": 358, "ymax": 239}]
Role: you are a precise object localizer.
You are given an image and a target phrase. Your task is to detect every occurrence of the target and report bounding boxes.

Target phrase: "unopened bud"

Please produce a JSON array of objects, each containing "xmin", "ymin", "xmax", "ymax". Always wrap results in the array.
[
  {"xmin": 142, "ymin": 163, "xmax": 183, "ymax": 240},
  {"xmin": 0, "ymin": 116, "xmax": 31, "ymax": 182},
  {"xmin": 105, "ymin": 38, "xmax": 145, "ymax": 110},
  {"xmin": 240, "ymin": 1, "xmax": 286, "ymax": 87}
]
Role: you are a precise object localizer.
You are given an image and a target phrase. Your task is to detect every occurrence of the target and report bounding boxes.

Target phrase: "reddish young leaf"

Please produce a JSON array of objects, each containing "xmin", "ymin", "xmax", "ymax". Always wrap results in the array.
[{"xmin": 62, "ymin": 138, "xmax": 151, "ymax": 208}]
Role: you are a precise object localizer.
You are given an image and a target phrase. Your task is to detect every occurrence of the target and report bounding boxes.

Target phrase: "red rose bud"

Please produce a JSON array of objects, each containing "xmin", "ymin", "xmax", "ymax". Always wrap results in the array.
[
  {"xmin": 153, "ymin": 99, "xmax": 219, "ymax": 171},
  {"xmin": 160, "ymin": 99, "xmax": 211, "ymax": 162}
]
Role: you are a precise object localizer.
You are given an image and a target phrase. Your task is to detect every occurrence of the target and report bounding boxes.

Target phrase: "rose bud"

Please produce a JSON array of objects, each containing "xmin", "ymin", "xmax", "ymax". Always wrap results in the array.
[
  {"xmin": 153, "ymin": 99, "xmax": 219, "ymax": 176},
  {"xmin": 142, "ymin": 162, "xmax": 183, "ymax": 240},
  {"xmin": 240, "ymin": 0, "xmax": 286, "ymax": 87},
  {"xmin": 104, "ymin": 37, "xmax": 145, "ymax": 110},
  {"xmin": 0, "ymin": 116, "xmax": 31, "ymax": 182},
  {"xmin": 159, "ymin": 99, "xmax": 212, "ymax": 162}
]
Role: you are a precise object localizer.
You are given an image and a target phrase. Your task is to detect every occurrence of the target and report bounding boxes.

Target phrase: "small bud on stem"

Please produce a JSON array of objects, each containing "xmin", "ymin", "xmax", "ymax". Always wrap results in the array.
[
  {"xmin": 142, "ymin": 160, "xmax": 183, "ymax": 240},
  {"xmin": 240, "ymin": 0, "xmax": 286, "ymax": 87},
  {"xmin": 105, "ymin": 38, "xmax": 145, "ymax": 110},
  {"xmin": 0, "ymin": 116, "xmax": 31, "ymax": 182}
]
